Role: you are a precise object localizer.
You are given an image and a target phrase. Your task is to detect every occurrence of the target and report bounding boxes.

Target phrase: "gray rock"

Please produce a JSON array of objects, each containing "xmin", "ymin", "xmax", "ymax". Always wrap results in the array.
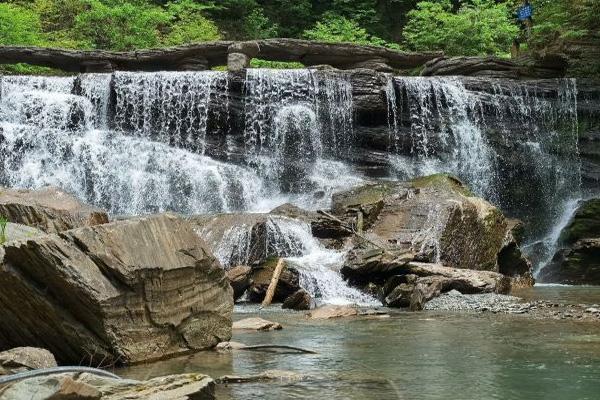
[
  {"xmin": 282, "ymin": 289, "xmax": 315, "ymax": 310},
  {"xmin": 233, "ymin": 317, "xmax": 282, "ymax": 331}
]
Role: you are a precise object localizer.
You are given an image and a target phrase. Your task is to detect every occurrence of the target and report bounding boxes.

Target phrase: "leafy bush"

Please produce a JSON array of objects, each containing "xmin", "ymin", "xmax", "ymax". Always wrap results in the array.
[
  {"xmin": 303, "ymin": 14, "xmax": 399, "ymax": 48},
  {"xmin": 163, "ymin": 0, "xmax": 221, "ymax": 46},
  {"xmin": 403, "ymin": 0, "xmax": 519, "ymax": 56},
  {"xmin": 0, "ymin": 3, "xmax": 44, "ymax": 46},
  {"xmin": 72, "ymin": 1, "xmax": 169, "ymax": 50}
]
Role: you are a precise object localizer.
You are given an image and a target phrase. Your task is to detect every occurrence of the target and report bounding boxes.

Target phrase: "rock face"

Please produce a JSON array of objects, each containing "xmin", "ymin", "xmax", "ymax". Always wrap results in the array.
[
  {"xmin": 335, "ymin": 175, "xmax": 532, "ymax": 278},
  {"xmin": 0, "ymin": 213, "xmax": 233, "ymax": 365},
  {"xmin": 0, "ymin": 347, "xmax": 57, "ymax": 375},
  {"xmin": 0, "ymin": 372, "xmax": 215, "ymax": 400},
  {"xmin": 0, "ymin": 187, "xmax": 108, "ymax": 233},
  {"xmin": 539, "ymin": 199, "xmax": 600, "ymax": 284}
]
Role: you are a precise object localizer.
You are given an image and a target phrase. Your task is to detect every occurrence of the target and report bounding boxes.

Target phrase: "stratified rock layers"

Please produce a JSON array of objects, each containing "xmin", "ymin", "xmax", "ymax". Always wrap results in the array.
[{"xmin": 0, "ymin": 213, "xmax": 233, "ymax": 365}]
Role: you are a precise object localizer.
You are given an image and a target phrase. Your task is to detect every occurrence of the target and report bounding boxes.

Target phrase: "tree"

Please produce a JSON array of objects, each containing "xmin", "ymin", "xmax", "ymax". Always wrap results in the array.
[
  {"xmin": 0, "ymin": 3, "xmax": 43, "ymax": 46},
  {"xmin": 72, "ymin": 1, "xmax": 169, "ymax": 50},
  {"xmin": 163, "ymin": 0, "xmax": 221, "ymax": 46},
  {"xmin": 303, "ymin": 13, "xmax": 397, "ymax": 48},
  {"xmin": 403, "ymin": 0, "xmax": 519, "ymax": 56}
]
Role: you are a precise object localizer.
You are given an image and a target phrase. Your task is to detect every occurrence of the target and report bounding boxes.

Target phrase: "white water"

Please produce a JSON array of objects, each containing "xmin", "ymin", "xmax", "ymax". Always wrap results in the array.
[
  {"xmin": 267, "ymin": 217, "xmax": 378, "ymax": 306},
  {"xmin": 386, "ymin": 76, "xmax": 581, "ymax": 272}
]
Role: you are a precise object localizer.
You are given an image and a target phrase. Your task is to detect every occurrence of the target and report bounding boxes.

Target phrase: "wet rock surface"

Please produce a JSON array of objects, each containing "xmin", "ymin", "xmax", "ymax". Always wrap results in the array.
[
  {"xmin": 282, "ymin": 289, "xmax": 315, "ymax": 310},
  {"xmin": 309, "ymin": 305, "xmax": 359, "ymax": 319},
  {"xmin": 539, "ymin": 198, "xmax": 600, "ymax": 285},
  {"xmin": 0, "ymin": 213, "xmax": 233, "ymax": 365}
]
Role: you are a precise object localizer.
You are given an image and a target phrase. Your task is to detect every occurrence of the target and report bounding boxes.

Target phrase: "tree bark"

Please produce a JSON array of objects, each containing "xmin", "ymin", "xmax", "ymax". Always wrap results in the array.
[{"xmin": 261, "ymin": 258, "xmax": 286, "ymax": 307}]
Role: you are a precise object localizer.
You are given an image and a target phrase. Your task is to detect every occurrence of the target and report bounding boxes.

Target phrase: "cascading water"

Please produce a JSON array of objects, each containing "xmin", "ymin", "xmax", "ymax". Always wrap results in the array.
[
  {"xmin": 0, "ymin": 73, "xmax": 264, "ymax": 215},
  {"xmin": 243, "ymin": 69, "xmax": 359, "ymax": 201},
  {"xmin": 386, "ymin": 76, "xmax": 581, "ymax": 273}
]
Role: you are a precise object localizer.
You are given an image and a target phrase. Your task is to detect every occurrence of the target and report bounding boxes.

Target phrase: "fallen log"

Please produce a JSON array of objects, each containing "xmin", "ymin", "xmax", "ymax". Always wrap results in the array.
[{"xmin": 261, "ymin": 258, "xmax": 286, "ymax": 307}]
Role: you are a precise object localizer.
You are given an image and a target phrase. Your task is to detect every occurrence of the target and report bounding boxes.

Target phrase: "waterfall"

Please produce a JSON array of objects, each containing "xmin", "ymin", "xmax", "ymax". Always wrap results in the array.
[
  {"xmin": 386, "ymin": 77, "xmax": 581, "ymax": 272},
  {"xmin": 112, "ymin": 71, "xmax": 228, "ymax": 154},
  {"xmin": 0, "ymin": 73, "xmax": 263, "ymax": 215}
]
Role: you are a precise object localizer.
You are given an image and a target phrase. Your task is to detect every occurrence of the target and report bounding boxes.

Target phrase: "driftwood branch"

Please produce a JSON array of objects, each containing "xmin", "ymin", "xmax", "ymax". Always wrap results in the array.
[
  {"xmin": 0, "ymin": 366, "xmax": 122, "ymax": 386},
  {"xmin": 261, "ymin": 258, "xmax": 286, "ymax": 307},
  {"xmin": 238, "ymin": 345, "xmax": 317, "ymax": 354}
]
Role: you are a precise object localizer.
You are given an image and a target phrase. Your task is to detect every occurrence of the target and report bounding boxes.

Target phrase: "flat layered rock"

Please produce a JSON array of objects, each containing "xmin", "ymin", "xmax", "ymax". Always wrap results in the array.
[
  {"xmin": 0, "ymin": 213, "xmax": 233, "ymax": 365},
  {"xmin": 233, "ymin": 317, "xmax": 282, "ymax": 331},
  {"xmin": 309, "ymin": 305, "xmax": 358, "ymax": 319},
  {"xmin": 0, "ymin": 186, "xmax": 108, "ymax": 233}
]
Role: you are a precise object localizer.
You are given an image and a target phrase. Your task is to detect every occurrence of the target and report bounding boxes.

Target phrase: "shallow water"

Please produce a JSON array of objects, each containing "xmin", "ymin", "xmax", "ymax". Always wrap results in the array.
[{"xmin": 121, "ymin": 286, "xmax": 600, "ymax": 400}]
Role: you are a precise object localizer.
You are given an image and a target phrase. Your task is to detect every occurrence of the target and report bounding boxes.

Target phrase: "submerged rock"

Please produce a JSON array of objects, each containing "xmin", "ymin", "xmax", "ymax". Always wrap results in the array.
[
  {"xmin": 0, "ymin": 372, "xmax": 215, "ymax": 400},
  {"xmin": 0, "ymin": 186, "xmax": 108, "ymax": 233},
  {"xmin": 0, "ymin": 213, "xmax": 233, "ymax": 365},
  {"xmin": 232, "ymin": 317, "xmax": 282, "ymax": 331},
  {"xmin": 216, "ymin": 369, "xmax": 305, "ymax": 384},
  {"xmin": 0, "ymin": 347, "xmax": 57, "ymax": 376},
  {"xmin": 539, "ymin": 199, "xmax": 600, "ymax": 285}
]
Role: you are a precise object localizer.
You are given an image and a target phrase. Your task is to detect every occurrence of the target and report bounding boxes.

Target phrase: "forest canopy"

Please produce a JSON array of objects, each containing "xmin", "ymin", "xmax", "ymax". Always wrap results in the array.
[{"xmin": 0, "ymin": 0, "xmax": 597, "ymax": 56}]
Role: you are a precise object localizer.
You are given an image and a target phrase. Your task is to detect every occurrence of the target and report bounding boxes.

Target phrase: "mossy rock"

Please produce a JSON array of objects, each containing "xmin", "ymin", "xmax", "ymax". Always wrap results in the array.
[
  {"xmin": 331, "ymin": 182, "xmax": 395, "ymax": 214},
  {"xmin": 560, "ymin": 199, "xmax": 600, "ymax": 244},
  {"xmin": 410, "ymin": 173, "xmax": 474, "ymax": 197}
]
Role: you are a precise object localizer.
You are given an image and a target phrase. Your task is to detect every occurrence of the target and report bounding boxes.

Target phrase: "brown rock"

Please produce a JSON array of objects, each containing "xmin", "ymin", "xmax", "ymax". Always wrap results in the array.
[
  {"xmin": 0, "ymin": 213, "xmax": 233, "ymax": 365},
  {"xmin": 226, "ymin": 265, "xmax": 252, "ymax": 301},
  {"xmin": 232, "ymin": 317, "xmax": 282, "ymax": 331},
  {"xmin": 309, "ymin": 305, "xmax": 358, "ymax": 319},
  {"xmin": 247, "ymin": 260, "xmax": 300, "ymax": 303},
  {"xmin": 0, "ymin": 186, "xmax": 108, "ymax": 233},
  {"xmin": 282, "ymin": 290, "xmax": 315, "ymax": 310}
]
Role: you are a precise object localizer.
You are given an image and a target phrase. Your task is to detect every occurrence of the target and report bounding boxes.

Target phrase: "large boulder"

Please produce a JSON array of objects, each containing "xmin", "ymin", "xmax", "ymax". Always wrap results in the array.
[
  {"xmin": 0, "ymin": 372, "xmax": 215, "ymax": 400},
  {"xmin": 335, "ymin": 175, "xmax": 532, "ymax": 279},
  {"xmin": 539, "ymin": 199, "xmax": 600, "ymax": 284},
  {"xmin": 246, "ymin": 258, "xmax": 301, "ymax": 303},
  {"xmin": 0, "ymin": 187, "xmax": 108, "ymax": 233},
  {"xmin": 0, "ymin": 213, "xmax": 233, "ymax": 365}
]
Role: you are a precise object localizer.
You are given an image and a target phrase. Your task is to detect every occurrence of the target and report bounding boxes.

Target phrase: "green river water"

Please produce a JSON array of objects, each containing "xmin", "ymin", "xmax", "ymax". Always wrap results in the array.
[{"xmin": 122, "ymin": 286, "xmax": 600, "ymax": 400}]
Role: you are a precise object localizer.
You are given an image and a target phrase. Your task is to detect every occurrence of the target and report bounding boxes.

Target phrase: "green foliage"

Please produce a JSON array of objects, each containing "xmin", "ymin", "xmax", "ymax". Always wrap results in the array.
[
  {"xmin": 303, "ymin": 14, "xmax": 399, "ymax": 48},
  {"xmin": 529, "ymin": 0, "xmax": 600, "ymax": 47},
  {"xmin": 0, "ymin": 216, "xmax": 7, "ymax": 245},
  {"xmin": 403, "ymin": 0, "xmax": 519, "ymax": 56},
  {"xmin": 250, "ymin": 58, "xmax": 304, "ymax": 69},
  {"xmin": 72, "ymin": 1, "xmax": 169, "ymax": 50},
  {"xmin": 244, "ymin": 8, "xmax": 279, "ymax": 39},
  {"xmin": 0, "ymin": 3, "xmax": 44, "ymax": 46},
  {"xmin": 163, "ymin": 0, "xmax": 221, "ymax": 46}
]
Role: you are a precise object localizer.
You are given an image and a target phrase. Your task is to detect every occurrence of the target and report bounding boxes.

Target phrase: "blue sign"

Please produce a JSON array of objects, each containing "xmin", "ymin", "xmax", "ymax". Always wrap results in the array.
[{"xmin": 518, "ymin": 5, "xmax": 533, "ymax": 21}]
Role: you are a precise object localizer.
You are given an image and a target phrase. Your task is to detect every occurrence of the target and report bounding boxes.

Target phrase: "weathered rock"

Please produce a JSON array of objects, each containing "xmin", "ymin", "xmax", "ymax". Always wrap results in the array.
[
  {"xmin": 539, "ymin": 199, "xmax": 600, "ymax": 285},
  {"xmin": 0, "ymin": 213, "xmax": 233, "ymax": 365},
  {"xmin": 189, "ymin": 213, "xmax": 269, "ymax": 268},
  {"xmin": 384, "ymin": 283, "xmax": 414, "ymax": 308},
  {"xmin": 0, "ymin": 347, "xmax": 57, "ymax": 375},
  {"xmin": 0, "ymin": 187, "xmax": 109, "ymax": 233},
  {"xmin": 3, "ymin": 223, "xmax": 45, "ymax": 244},
  {"xmin": 282, "ymin": 289, "xmax": 315, "ymax": 310},
  {"xmin": 233, "ymin": 317, "xmax": 282, "ymax": 331},
  {"xmin": 247, "ymin": 259, "xmax": 301, "ymax": 303},
  {"xmin": 0, "ymin": 372, "xmax": 215, "ymax": 400},
  {"xmin": 409, "ymin": 277, "xmax": 444, "ymax": 311},
  {"xmin": 226, "ymin": 265, "xmax": 252, "ymax": 301},
  {"xmin": 309, "ymin": 305, "xmax": 358, "ymax": 319},
  {"xmin": 338, "ymin": 175, "xmax": 532, "ymax": 280}
]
